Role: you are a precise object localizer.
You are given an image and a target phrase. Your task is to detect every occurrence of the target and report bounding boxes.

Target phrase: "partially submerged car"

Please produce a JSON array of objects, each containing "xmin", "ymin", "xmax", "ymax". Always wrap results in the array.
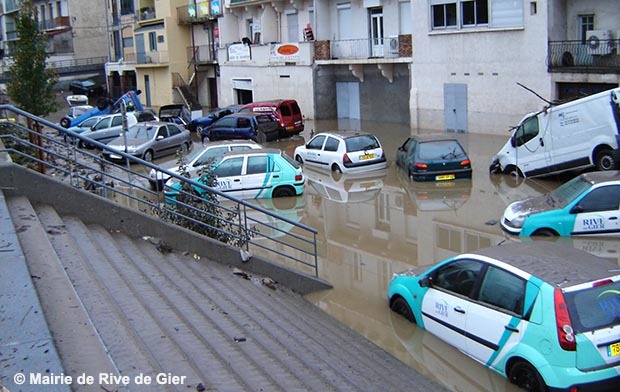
[
  {"xmin": 201, "ymin": 113, "xmax": 279, "ymax": 143},
  {"xmin": 188, "ymin": 105, "xmax": 241, "ymax": 133},
  {"xmin": 388, "ymin": 241, "xmax": 620, "ymax": 392},
  {"xmin": 103, "ymin": 122, "xmax": 192, "ymax": 162},
  {"xmin": 501, "ymin": 170, "xmax": 620, "ymax": 236},
  {"xmin": 148, "ymin": 140, "xmax": 262, "ymax": 189},
  {"xmin": 79, "ymin": 111, "xmax": 158, "ymax": 148},
  {"xmin": 165, "ymin": 149, "xmax": 304, "ymax": 201},
  {"xmin": 158, "ymin": 104, "xmax": 191, "ymax": 128},
  {"xmin": 396, "ymin": 134, "xmax": 472, "ymax": 182},
  {"xmin": 294, "ymin": 131, "xmax": 387, "ymax": 174}
]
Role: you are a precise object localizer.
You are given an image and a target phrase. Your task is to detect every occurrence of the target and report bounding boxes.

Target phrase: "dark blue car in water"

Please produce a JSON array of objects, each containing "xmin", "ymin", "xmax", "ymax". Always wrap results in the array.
[{"xmin": 188, "ymin": 105, "xmax": 241, "ymax": 133}]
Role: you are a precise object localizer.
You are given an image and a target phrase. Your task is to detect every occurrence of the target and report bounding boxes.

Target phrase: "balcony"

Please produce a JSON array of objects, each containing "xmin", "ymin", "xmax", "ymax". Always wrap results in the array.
[
  {"xmin": 139, "ymin": 7, "xmax": 156, "ymax": 21},
  {"xmin": 548, "ymin": 40, "xmax": 620, "ymax": 73},
  {"xmin": 315, "ymin": 35, "xmax": 412, "ymax": 63},
  {"xmin": 177, "ymin": 0, "xmax": 222, "ymax": 24},
  {"xmin": 39, "ymin": 16, "xmax": 71, "ymax": 32},
  {"xmin": 126, "ymin": 51, "xmax": 169, "ymax": 65},
  {"xmin": 187, "ymin": 45, "xmax": 217, "ymax": 64},
  {"xmin": 4, "ymin": 0, "xmax": 19, "ymax": 13}
]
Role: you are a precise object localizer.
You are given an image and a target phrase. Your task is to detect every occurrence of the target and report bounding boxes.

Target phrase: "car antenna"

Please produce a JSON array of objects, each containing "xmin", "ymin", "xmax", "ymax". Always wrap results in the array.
[{"xmin": 516, "ymin": 82, "xmax": 553, "ymax": 106}]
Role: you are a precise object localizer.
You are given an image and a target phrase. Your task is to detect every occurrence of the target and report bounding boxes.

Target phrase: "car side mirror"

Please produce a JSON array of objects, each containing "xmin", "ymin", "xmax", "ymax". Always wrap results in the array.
[
  {"xmin": 418, "ymin": 276, "xmax": 432, "ymax": 288},
  {"xmin": 156, "ymin": 135, "xmax": 165, "ymax": 140},
  {"xmin": 570, "ymin": 204, "xmax": 584, "ymax": 214}
]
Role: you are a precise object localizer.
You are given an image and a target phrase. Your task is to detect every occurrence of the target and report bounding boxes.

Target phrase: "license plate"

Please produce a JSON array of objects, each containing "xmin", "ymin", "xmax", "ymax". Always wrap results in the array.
[
  {"xmin": 608, "ymin": 342, "xmax": 620, "ymax": 357},
  {"xmin": 360, "ymin": 154, "xmax": 375, "ymax": 160},
  {"xmin": 436, "ymin": 174, "xmax": 456, "ymax": 181}
]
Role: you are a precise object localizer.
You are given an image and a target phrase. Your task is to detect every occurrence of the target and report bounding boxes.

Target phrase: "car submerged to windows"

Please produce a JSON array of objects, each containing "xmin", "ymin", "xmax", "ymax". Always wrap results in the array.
[
  {"xmin": 164, "ymin": 149, "xmax": 304, "ymax": 201},
  {"xmin": 293, "ymin": 131, "xmax": 387, "ymax": 174},
  {"xmin": 388, "ymin": 241, "xmax": 620, "ymax": 392},
  {"xmin": 501, "ymin": 170, "xmax": 620, "ymax": 236},
  {"xmin": 148, "ymin": 140, "xmax": 262, "ymax": 189},
  {"xmin": 396, "ymin": 134, "xmax": 472, "ymax": 181}
]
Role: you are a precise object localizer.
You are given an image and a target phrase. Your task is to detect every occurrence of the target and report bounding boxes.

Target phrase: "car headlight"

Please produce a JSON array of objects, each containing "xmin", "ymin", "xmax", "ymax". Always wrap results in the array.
[
  {"xmin": 126, "ymin": 145, "xmax": 138, "ymax": 153},
  {"xmin": 508, "ymin": 213, "xmax": 527, "ymax": 228}
]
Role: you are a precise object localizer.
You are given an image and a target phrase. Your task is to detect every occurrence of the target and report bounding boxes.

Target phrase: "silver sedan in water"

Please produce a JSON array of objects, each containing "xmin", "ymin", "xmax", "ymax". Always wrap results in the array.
[{"xmin": 103, "ymin": 122, "xmax": 192, "ymax": 162}]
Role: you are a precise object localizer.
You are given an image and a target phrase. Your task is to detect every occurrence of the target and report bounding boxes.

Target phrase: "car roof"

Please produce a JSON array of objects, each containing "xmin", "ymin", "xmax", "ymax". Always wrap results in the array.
[
  {"xmin": 410, "ymin": 133, "xmax": 464, "ymax": 143},
  {"xmin": 468, "ymin": 241, "xmax": 620, "ymax": 287},
  {"xmin": 314, "ymin": 130, "xmax": 377, "ymax": 139},
  {"xmin": 579, "ymin": 170, "xmax": 620, "ymax": 185},
  {"xmin": 220, "ymin": 148, "xmax": 282, "ymax": 158},
  {"xmin": 203, "ymin": 140, "xmax": 261, "ymax": 147}
]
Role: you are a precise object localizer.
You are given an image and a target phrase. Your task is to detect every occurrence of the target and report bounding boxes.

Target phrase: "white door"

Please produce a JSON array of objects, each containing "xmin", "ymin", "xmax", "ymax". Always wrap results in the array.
[
  {"xmin": 421, "ymin": 288, "xmax": 470, "ymax": 351},
  {"xmin": 336, "ymin": 82, "xmax": 360, "ymax": 119},
  {"xmin": 512, "ymin": 115, "xmax": 550, "ymax": 176},
  {"xmin": 243, "ymin": 155, "xmax": 271, "ymax": 199},
  {"xmin": 370, "ymin": 8, "xmax": 384, "ymax": 57},
  {"xmin": 571, "ymin": 185, "xmax": 620, "ymax": 235},
  {"xmin": 213, "ymin": 157, "xmax": 245, "ymax": 197}
]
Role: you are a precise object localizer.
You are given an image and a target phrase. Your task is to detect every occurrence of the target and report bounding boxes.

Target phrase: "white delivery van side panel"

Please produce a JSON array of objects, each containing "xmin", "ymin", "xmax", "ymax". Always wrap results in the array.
[{"xmin": 490, "ymin": 88, "xmax": 620, "ymax": 178}]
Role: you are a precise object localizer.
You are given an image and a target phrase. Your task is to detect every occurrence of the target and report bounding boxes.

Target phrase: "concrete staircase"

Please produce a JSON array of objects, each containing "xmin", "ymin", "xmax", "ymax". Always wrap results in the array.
[{"xmin": 2, "ymin": 195, "xmax": 445, "ymax": 392}]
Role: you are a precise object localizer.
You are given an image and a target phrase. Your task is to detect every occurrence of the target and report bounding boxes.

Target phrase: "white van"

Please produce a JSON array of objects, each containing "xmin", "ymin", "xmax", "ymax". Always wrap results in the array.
[{"xmin": 490, "ymin": 87, "xmax": 620, "ymax": 178}]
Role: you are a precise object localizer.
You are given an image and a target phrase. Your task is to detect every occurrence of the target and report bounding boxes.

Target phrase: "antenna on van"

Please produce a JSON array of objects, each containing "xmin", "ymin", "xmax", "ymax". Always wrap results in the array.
[{"xmin": 517, "ymin": 83, "xmax": 553, "ymax": 106}]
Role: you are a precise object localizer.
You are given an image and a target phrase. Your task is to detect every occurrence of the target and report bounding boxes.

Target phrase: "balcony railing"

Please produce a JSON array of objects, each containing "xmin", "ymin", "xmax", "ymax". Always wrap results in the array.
[
  {"xmin": 187, "ymin": 45, "xmax": 217, "ymax": 64},
  {"xmin": 548, "ymin": 40, "xmax": 620, "ymax": 72},
  {"xmin": 126, "ymin": 51, "xmax": 169, "ymax": 65},
  {"xmin": 177, "ymin": 0, "xmax": 222, "ymax": 24},
  {"xmin": 39, "ymin": 16, "xmax": 71, "ymax": 31},
  {"xmin": 326, "ymin": 36, "xmax": 412, "ymax": 61}
]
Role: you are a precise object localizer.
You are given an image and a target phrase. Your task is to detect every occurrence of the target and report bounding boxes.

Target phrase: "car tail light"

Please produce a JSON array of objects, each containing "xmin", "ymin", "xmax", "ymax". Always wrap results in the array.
[
  {"xmin": 343, "ymin": 153, "xmax": 352, "ymax": 164},
  {"xmin": 554, "ymin": 288, "xmax": 576, "ymax": 351},
  {"xmin": 414, "ymin": 162, "xmax": 428, "ymax": 169},
  {"xmin": 460, "ymin": 159, "xmax": 471, "ymax": 166},
  {"xmin": 592, "ymin": 279, "xmax": 613, "ymax": 287},
  {"xmin": 295, "ymin": 174, "xmax": 303, "ymax": 181}
]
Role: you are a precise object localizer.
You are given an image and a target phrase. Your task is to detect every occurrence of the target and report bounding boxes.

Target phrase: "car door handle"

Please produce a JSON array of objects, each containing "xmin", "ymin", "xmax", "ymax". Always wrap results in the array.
[
  {"xmin": 234, "ymin": 179, "xmax": 241, "ymax": 182},
  {"xmin": 609, "ymin": 217, "xmax": 618, "ymax": 220},
  {"xmin": 273, "ymin": 175, "xmax": 280, "ymax": 178},
  {"xmin": 505, "ymin": 325, "xmax": 519, "ymax": 333},
  {"xmin": 454, "ymin": 307, "xmax": 466, "ymax": 314}
]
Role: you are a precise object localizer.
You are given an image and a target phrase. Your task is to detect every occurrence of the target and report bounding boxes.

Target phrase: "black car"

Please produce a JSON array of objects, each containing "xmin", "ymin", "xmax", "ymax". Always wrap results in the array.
[
  {"xmin": 158, "ymin": 104, "xmax": 191, "ymax": 128},
  {"xmin": 69, "ymin": 79, "xmax": 105, "ymax": 97},
  {"xmin": 396, "ymin": 134, "xmax": 472, "ymax": 181}
]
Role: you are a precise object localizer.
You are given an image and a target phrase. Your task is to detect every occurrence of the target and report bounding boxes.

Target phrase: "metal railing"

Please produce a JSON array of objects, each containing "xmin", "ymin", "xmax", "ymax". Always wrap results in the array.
[
  {"xmin": 548, "ymin": 40, "xmax": 620, "ymax": 72},
  {"xmin": 0, "ymin": 105, "xmax": 319, "ymax": 276}
]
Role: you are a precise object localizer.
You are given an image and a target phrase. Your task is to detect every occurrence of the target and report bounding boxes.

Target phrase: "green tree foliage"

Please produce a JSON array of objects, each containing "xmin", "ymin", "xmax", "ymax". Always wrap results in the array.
[{"xmin": 7, "ymin": 0, "xmax": 57, "ymax": 116}]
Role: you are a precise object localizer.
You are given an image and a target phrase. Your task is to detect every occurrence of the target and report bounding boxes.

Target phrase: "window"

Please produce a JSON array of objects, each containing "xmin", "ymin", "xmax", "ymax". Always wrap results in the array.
[
  {"xmin": 156, "ymin": 127, "xmax": 168, "ymax": 139},
  {"xmin": 307, "ymin": 135, "xmax": 326, "ymax": 150},
  {"xmin": 324, "ymin": 137, "xmax": 340, "ymax": 152},
  {"xmin": 286, "ymin": 11, "xmax": 299, "ymax": 42},
  {"xmin": 247, "ymin": 156, "xmax": 269, "ymax": 174},
  {"xmin": 149, "ymin": 32, "xmax": 157, "ymax": 51},
  {"xmin": 399, "ymin": 1, "xmax": 412, "ymax": 35},
  {"xmin": 430, "ymin": 0, "xmax": 522, "ymax": 30},
  {"xmin": 478, "ymin": 266, "xmax": 525, "ymax": 315},
  {"xmin": 579, "ymin": 15, "xmax": 594, "ymax": 43},
  {"xmin": 167, "ymin": 124, "xmax": 181, "ymax": 136},
  {"xmin": 433, "ymin": 259, "xmax": 483, "ymax": 297},
  {"xmin": 111, "ymin": 116, "xmax": 123, "ymax": 127},
  {"xmin": 121, "ymin": 0, "xmax": 135, "ymax": 15},
  {"xmin": 215, "ymin": 117, "xmax": 236, "ymax": 128},
  {"xmin": 237, "ymin": 118, "xmax": 250, "ymax": 128},
  {"xmin": 461, "ymin": 0, "xmax": 488, "ymax": 26},
  {"xmin": 56, "ymin": 1, "xmax": 62, "ymax": 16},
  {"xmin": 514, "ymin": 116, "xmax": 539, "ymax": 147},
  {"xmin": 214, "ymin": 157, "xmax": 244, "ymax": 177},
  {"xmin": 575, "ymin": 185, "xmax": 620, "ymax": 213},
  {"xmin": 432, "ymin": 3, "xmax": 457, "ymax": 29},
  {"xmin": 123, "ymin": 37, "xmax": 134, "ymax": 48},
  {"xmin": 196, "ymin": 147, "xmax": 227, "ymax": 166}
]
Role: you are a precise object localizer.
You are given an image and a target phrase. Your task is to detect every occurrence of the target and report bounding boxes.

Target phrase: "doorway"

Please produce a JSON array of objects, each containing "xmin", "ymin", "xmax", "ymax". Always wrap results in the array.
[
  {"xmin": 369, "ymin": 8, "xmax": 384, "ymax": 58},
  {"xmin": 444, "ymin": 83, "xmax": 468, "ymax": 132},
  {"xmin": 336, "ymin": 82, "xmax": 360, "ymax": 119}
]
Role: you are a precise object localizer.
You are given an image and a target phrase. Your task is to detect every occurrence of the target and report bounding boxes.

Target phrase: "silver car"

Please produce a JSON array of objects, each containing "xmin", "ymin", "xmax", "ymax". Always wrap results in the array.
[
  {"xmin": 103, "ymin": 122, "xmax": 192, "ymax": 162},
  {"xmin": 148, "ymin": 140, "xmax": 262, "ymax": 189},
  {"xmin": 79, "ymin": 111, "xmax": 158, "ymax": 148}
]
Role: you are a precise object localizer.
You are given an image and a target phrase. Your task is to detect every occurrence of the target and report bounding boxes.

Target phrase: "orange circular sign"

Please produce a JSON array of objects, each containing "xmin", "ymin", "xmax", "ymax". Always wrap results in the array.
[{"xmin": 277, "ymin": 45, "xmax": 299, "ymax": 56}]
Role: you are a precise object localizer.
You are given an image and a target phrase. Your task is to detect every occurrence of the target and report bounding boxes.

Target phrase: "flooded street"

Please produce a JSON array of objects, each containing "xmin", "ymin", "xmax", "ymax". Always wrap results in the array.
[{"xmin": 141, "ymin": 119, "xmax": 619, "ymax": 392}]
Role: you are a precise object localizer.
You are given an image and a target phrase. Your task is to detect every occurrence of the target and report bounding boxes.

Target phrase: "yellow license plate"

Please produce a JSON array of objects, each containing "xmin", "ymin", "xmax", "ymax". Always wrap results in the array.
[
  {"xmin": 436, "ymin": 174, "xmax": 455, "ymax": 181},
  {"xmin": 360, "ymin": 154, "xmax": 375, "ymax": 160},
  {"xmin": 608, "ymin": 342, "xmax": 620, "ymax": 357}
]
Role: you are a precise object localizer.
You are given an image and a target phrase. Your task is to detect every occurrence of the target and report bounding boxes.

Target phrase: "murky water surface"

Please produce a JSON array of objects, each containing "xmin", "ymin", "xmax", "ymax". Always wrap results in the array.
[{"xmin": 157, "ymin": 119, "xmax": 619, "ymax": 392}]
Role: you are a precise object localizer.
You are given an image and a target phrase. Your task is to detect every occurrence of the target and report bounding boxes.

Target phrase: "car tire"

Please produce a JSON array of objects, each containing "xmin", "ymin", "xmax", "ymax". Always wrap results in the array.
[
  {"xmin": 273, "ymin": 186, "xmax": 295, "ymax": 198},
  {"xmin": 60, "ymin": 117, "xmax": 71, "ymax": 128},
  {"xmin": 508, "ymin": 361, "xmax": 547, "ymax": 392},
  {"xmin": 390, "ymin": 296, "xmax": 415, "ymax": 323},
  {"xmin": 257, "ymin": 130, "xmax": 267, "ymax": 144},
  {"xmin": 532, "ymin": 228, "xmax": 557, "ymax": 237},
  {"xmin": 595, "ymin": 149, "xmax": 616, "ymax": 171},
  {"xmin": 331, "ymin": 163, "xmax": 342, "ymax": 173},
  {"xmin": 143, "ymin": 150, "xmax": 154, "ymax": 162}
]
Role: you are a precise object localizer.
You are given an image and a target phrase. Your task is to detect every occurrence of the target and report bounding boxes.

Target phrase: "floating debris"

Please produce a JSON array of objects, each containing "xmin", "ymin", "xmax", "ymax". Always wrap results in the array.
[
  {"xmin": 233, "ymin": 336, "xmax": 246, "ymax": 343},
  {"xmin": 261, "ymin": 277, "xmax": 277, "ymax": 291},
  {"xmin": 232, "ymin": 268, "xmax": 250, "ymax": 280}
]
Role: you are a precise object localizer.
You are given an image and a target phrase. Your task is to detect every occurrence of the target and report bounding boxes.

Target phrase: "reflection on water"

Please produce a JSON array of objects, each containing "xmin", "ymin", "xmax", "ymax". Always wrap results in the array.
[{"xmin": 119, "ymin": 120, "xmax": 619, "ymax": 392}]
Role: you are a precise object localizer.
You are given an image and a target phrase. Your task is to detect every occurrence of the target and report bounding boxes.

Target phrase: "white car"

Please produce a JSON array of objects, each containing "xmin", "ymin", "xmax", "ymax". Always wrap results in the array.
[
  {"xmin": 79, "ymin": 111, "xmax": 158, "ymax": 148},
  {"xmin": 148, "ymin": 140, "xmax": 262, "ymax": 189},
  {"xmin": 294, "ymin": 131, "xmax": 387, "ymax": 174}
]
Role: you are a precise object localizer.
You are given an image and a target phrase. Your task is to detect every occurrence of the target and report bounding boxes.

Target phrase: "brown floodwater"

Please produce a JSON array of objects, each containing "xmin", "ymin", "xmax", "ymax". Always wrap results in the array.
[{"xmin": 149, "ymin": 119, "xmax": 620, "ymax": 392}]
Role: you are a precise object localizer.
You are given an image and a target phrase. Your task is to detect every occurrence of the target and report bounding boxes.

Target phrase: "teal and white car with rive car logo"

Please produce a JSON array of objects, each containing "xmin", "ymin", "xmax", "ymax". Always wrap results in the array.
[
  {"xmin": 388, "ymin": 242, "xmax": 620, "ymax": 392},
  {"xmin": 501, "ymin": 171, "xmax": 620, "ymax": 236},
  {"xmin": 165, "ymin": 148, "xmax": 304, "ymax": 201}
]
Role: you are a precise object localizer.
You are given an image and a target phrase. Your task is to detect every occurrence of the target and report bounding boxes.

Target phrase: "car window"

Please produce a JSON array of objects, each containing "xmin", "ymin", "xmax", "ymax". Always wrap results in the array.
[
  {"xmin": 167, "ymin": 124, "xmax": 181, "ymax": 136},
  {"xmin": 238, "ymin": 118, "xmax": 251, "ymax": 128},
  {"xmin": 81, "ymin": 117, "xmax": 100, "ymax": 128},
  {"xmin": 550, "ymin": 174, "xmax": 592, "ymax": 208},
  {"xmin": 418, "ymin": 140, "xmax": 467, "ymax": 160},
  {"xmin": 195, "ymin": 147, "xmax": 228, "ymax": 166},
  {"xmin": 280, "ymin": 104, "xmax": 291, "ymax": 116},
  {"xmin": 575, "ymin": 185, "xmax": 620, "ymax": 213},
  {"xmin": 214, "ymin": 157, "xmax": 244, "ymax": 177},
  {"xmin": 564, "ymin": 280, "xmax": 620, "ymax": 332},
  {"xmin": 477, "ymin": 266, "xmax": 525, "ymax": 315},
  {"xmin": 307, "ymin": 135, "xmax": 326, "ymax": 150},
  {"xmin": 231, "ymin": 145, "xmax": 254, "ymax": 151},
  {"xmin": 247, "ymin": 155, "xmax": 269, "ymax": 174},
  {"xmin": 127, "ymin": 124, "xmax": 156, "ymax": 139},
  {"xmin": 111, "ymin": 116, "xmax": 123, "ymax": 127},
  {"xmin": 93, "ymin": 117, "xmax": 112, "ymax": 130},
  {"xmin": 291, "ymin": 102, "xmax": 301, "ymax": 115},
  {"xmin": 432, "ymin": 259, "xmax": 483, "ymax": 297},
  {"xmin": 345, "ymin": 135, "xmax": 380, "ymax": 152},
  {"xmin": 215, "ymin": 117, "xmax": 236, "ymax": 128},
  {"xmin": 514, "ymin": 115, "xmax": 539, "ymax": 147},
  {"xmin": 156, "ymin": 126, "xmax": 168, "ymax": 139},
  {"xmin": 324, "ymin": 137, "xmax": 340, "ymax": 152}
]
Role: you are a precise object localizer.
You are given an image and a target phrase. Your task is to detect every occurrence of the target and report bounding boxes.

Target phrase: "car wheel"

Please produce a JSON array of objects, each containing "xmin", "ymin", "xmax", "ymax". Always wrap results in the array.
[
  {"xmin": 503, "ymin": 166, "xmax": 524, "ymax": 188},
  {"xmin": 273, "ymin": 186, "xmax": 295, "ymax": 198},
  {"xmin": 60, "ymin": 117, "xmax": 71, "ymax": 128},
  {"xmin": 532, "ymin": 228, "xmax": 557, "ymax": 237},
  {"xmin": 595, "ymin": 149, "xmax": 616, "ymax": 171},
  {"xmin": 257, "ymin": 130, "xmax": 267, "ymax": 144},
  {"xmin": 508, "ymin": 361, "xmax": 547, "ymax": 392},
  {"xmin": 143, "ymin": 150, "xmax": 154, "ymax": 162},
  {"xmin": 390, "ymin": 296, "xmax": 415, "ymax": 323},
  {"xmin": 295, "ymin": 155, "xmax": 303, "ymax": 164},
  {"xmin": 331, "ymin": 163, "xmax": 342, "ymax": 173}
]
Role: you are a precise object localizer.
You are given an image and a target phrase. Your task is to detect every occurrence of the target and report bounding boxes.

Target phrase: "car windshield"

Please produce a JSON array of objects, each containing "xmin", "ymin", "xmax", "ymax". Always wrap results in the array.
[
  {"xmin": 345, "ymin": 135, "xmax": 380, "ymax": 152},
  {"xmin": 127, "ymin": 124, "xmax": 156, "ymax": 139},
  {"xmin": 548, "ymin": 175, "xmax": 591, "ymax": 208},
  {"xmin": 81, "ymin": 80, "xmax": 95, "ymax": 88},
  {"xmin": 564, "ymin": 279, "xmax": 620, "ymax": 332},
  {"xmin": 418, "ymin": 140, "xmax": 467, "ymax": 160}
]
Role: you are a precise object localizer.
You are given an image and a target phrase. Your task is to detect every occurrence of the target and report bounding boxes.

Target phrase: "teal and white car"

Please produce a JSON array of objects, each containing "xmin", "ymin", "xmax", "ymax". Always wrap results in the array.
[
  {"xmin": 501, "ymin": 171, "xmax": 620, "ymax": 236},
  {"xmin": 388, "ymin": 242, "xmax": 620, "ymax": 392},
  {"xmin": 165, "ymin": 148, "xmax": 304, "ymax": 201}
]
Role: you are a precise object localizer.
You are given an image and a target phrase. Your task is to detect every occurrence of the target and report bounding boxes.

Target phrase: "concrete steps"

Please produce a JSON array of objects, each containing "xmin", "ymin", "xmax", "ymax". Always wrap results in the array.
[{"xmin": 5, "ymin": 196, "xmax": 446, "ymax": 392}]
